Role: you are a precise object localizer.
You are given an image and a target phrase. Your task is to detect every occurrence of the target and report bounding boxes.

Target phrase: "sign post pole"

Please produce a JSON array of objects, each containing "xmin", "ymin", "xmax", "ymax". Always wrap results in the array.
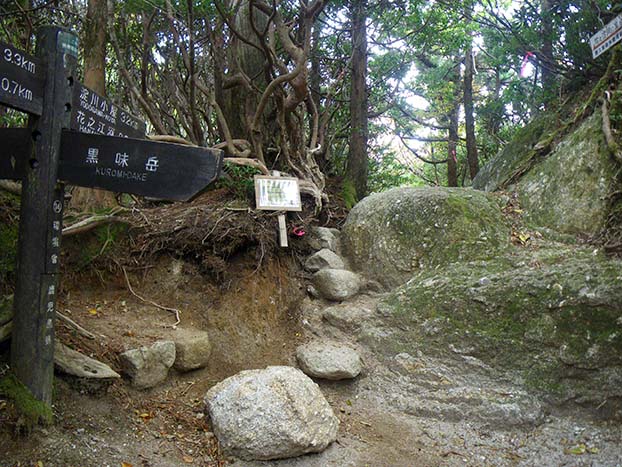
[{"xmin": 10, "ymin": 27, "xmax": 77, "ymax": 406}]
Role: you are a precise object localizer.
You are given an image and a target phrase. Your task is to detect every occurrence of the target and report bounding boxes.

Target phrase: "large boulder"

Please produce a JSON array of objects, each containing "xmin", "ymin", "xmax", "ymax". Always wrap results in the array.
[
  {"xmin": 342, "ymin": 187, "xmax": 510, "ymax": 287},
  {"xmin": 205, "ymin": 366, "xmax": 339, "ymax": 461},
  {"xmin": 296, "ymin": 342, "xmax": 362, "ymax": 380},
  {"xmin": 360, "ymin": 245, "xmax": 622, "ymax": 410}
]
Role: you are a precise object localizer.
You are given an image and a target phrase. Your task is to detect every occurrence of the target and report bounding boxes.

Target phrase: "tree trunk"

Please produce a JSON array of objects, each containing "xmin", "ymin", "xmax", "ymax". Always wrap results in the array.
[
  {"xmin": 463, "ymin": 16, "xmax": 479, "ymax": 181},
  {"xmin": 447, "ymin": 98, "xmax": 460, "ymax": 187},
  {"xmin": 71, "ymin": 0, "xmax": 116, "ymax": 211},
  {"xmin": 346, "ymin": 0, "xmax": 368, "ymax": 201},
  {"xmin": 540, "ymin": 0, "xmax": 555, "ymax": 97}
]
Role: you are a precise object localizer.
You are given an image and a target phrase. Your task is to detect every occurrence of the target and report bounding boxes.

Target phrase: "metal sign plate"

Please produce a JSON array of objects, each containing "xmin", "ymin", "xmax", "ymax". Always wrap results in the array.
[
  {"xmin": 590, "ymin": 14, "xmax": 622, "ymax": 59},
  {"xmin": 58, "ymin": 130, "xmax": 223, "ymax": 201},
  {"xmin": 254, "ymin": 176, "xmax": 302, "ymax": 211}
]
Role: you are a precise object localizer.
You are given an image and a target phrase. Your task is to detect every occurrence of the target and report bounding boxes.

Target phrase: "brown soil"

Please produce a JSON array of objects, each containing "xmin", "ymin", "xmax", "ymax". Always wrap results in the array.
[{"xmin": 1, "ymin": 251, "xmax": 307, "ymax": 467}]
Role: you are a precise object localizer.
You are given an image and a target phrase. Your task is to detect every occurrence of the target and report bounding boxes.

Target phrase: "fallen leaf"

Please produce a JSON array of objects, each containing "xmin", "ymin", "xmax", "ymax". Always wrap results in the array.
[
  {"xmin": 566, "ymin": 443, "xmax": 586, "ymax": 455},
  {"xmin": 182, "ymin": 455, "xmax": 194, "ymax": 463},
  {"xmin": 587, "ymin": 447, "xmax": 600, "ymax": 454},
  {"xmin": 121, "ymin": 463, "xmax": 133, "ymax": 467},
  {"xmin": 36, "ymin": 461, "xmax": 44, "ymax": 467},
  {"xmin": 88, "ymin": 308, "xmax": 98, "ymax": 316}
]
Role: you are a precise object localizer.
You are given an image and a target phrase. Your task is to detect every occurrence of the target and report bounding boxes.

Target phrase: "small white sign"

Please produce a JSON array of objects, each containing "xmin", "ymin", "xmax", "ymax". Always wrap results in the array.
[
  {"xmin": 254, "ymin": 176, "xmax": 302, "ymax": 211},
  {"xmin": 590, "ymin": 14, "xmax": 622, "ymax": 59}
]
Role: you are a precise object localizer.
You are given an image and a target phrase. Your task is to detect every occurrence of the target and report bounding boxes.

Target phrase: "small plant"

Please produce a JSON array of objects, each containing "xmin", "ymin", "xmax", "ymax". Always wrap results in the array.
[{"xmin": 218, "ymin": 163, "xmax": 261, "ymax": 201}]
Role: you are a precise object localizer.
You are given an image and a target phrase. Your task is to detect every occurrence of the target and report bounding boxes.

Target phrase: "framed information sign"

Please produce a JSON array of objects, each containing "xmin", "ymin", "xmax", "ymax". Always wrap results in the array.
[{"xmin": 254, "ymin": 175, "xmax": 302, "ymax": 211}]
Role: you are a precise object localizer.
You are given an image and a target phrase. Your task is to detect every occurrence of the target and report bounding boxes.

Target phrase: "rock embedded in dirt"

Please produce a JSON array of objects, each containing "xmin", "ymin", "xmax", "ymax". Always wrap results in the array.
[
  {"xmin": 342, "ymin": 187, "xmax": 510, "ymax": 288},
  {"xmin": 172, "ymin": 329, "xmax": 212, "ymax": 372},
  {"xmin": 305, "ymin": 248, "xmax": 345, "ymax": 273},
  {"xmin": 55, "ymin": 342, "xmax": 121, "ymax": 380},
  {"xmin": 308, "ymin": 227, "xmax": 341, "ymax": 254},
  {"xmin": 322, "ymin": 303, "xmax": 374, "ymax": 333},
  {"xmin": 119, "ymin": 341, "xmax": 176, "ymax": 389},
  {"xmin": 312, "ymin": 269, "xmax": 362, "ymax": 301},
  {"xmin": 296, "ymin": 342, "xmax": 362, "ymax": 380},
  {"xmin": 204, "ymin": 366, "xmax": 339, "ymax": 461}
]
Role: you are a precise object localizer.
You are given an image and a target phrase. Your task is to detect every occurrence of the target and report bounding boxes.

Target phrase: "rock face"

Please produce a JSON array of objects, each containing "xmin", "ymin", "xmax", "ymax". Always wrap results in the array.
[
  {"xmin": 474, "ymin": 112, "xmax": 618, "ymax": 236},
  {"xmin": 516, "ymin": 113, "xmax": 615, "ymax": 235},
  {"xmin": 342, "ymin": 187, "xmax": 510, "ymax": 287},
  {"xmin": 296, "ymin": 342, "xmax": 362, "ymax": 380},
  {"xmin": 119, "ymin": 341, "xmax": 176, "ymax": 389},
  {"xmin": 362, "ymin": 246, "xmax": 622, "ymax": 408},
  {"xmin": 173, "ymin": 329, "xmax": 211, "ymax": 372},
  {"xmin": 205, "ymin": 366, "xmax": 339, "ymax": 461},
  {"xmin": 312, "ymin": 269, "xmax": 362, "ymax": 301},
  {"xmin": 305, "ymin": 249, "xmax": 345, "ymax": 272}
]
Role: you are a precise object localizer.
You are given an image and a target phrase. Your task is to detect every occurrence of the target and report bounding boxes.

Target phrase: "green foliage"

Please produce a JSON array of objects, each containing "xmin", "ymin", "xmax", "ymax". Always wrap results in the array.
[
  {"xmin": 0, "ymin": 374, "xmax": 54, "ymax": 428},
  {"xmin": 218, "ymin": 164, "xmax": 262, "ymax": 201},
  {"xmin": 368, "ymin": 152, "xmax": 422, "ymax": 193},
  {"xmin": 0, "ymin": 193, "xmax": 19, "ymax": 294}
]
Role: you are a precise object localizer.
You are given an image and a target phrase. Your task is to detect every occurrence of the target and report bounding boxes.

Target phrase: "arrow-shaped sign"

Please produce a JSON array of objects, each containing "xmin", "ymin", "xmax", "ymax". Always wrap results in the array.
[{"xmin": 58, "ymin": 130, "xmax": 223, "ymax": 201}]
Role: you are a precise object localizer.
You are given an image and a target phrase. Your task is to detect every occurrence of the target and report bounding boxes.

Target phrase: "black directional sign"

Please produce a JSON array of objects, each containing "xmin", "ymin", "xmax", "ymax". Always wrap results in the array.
[
  {"xmin": 59, "ymin": 130, "xmax": 223, "ymax": 201},
  {"xmin": 71, "ymin": 82, "xmax": 146, "ymax": 139},
  {"xmin": 0, "ymin": 27, "xmax": 224, "ymax": 410},
  {"xmin": 0, "ymin": 41, "xmax": 44, "ymax": 115},
  {"xmin": 0, "ymin": 128, "xmax": 29, "ymax": 180}
]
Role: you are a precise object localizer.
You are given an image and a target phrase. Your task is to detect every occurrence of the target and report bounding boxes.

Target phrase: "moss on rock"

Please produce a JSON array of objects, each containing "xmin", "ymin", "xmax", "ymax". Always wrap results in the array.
[
  {"xmin": 342, "ymin": 187, "xmax": 511, "ymax": 287},
  {"xmin": 516, "ymin": 112, "xmax": 616, "ymax": 235},
  {"xmin": 367, "ymin": 245, "xmax": 622, "ymax": 404}
]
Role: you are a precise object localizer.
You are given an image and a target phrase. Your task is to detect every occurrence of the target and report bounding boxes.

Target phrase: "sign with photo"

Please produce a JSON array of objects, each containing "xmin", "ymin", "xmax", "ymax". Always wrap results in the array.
[{"xmin": 254, "ymin": 176, "xmax": 302, "ymax": 211}]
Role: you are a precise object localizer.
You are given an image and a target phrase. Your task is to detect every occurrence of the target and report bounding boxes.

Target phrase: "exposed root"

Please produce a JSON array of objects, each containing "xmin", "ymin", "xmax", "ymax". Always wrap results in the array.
[{"xmin": 122, "ymin": 266, "xmax": 181, "ymax": 328}]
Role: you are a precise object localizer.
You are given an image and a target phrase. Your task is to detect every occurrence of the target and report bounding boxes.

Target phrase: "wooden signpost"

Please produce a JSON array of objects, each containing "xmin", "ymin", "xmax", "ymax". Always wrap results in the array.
[{"xmin": 0, "ymin": 26, "xmax": 223, "ymax": 408}]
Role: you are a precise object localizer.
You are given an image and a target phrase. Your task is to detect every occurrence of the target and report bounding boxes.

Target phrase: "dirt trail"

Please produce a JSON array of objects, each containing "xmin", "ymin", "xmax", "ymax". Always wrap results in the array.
[{"xmin": 2, "ymin": 256, "xmax": 622, "ymax": 467}]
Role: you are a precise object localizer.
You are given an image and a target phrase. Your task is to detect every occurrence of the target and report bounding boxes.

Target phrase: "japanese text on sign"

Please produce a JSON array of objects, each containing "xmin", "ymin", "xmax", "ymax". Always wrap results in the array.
[
  {"xmin": 71, "ymin": 83, "xmax": 146, "ymax": 139},
  {"xmin": 590, "ymin": 14, "xmax": 622, "ymax": 59}
]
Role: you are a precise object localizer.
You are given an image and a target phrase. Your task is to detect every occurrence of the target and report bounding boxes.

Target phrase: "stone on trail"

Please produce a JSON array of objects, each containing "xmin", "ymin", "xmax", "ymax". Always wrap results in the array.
[
  {"xmin": 119, "ymin": 340, "xmax": 176, "ymax": 389},
  {"xmin": 305, "ymin": 248, "xmax": 345, "ymax": 272},
  {"xmin": 308, "ymin": 226, "xmax": 341, "ymax": 253},
  {"xmin": 296, "ymin": 342, "xmax": 362, "ymax": 380},
  {"xmin": 55, "ymin": 342, "xmax": 121, "ymax": 380},
  {"xmin": 322, "ymin": 303, "xmax": 374, "ymax": 333},
  {"xmin": 204, "ymin": 366, "xmax": 339, "ymax": 461},
  {"xmin": 312, "ymin": 269, "xmax": 362, "ymax": 301},
  {"xmin": 172, "ymin": 328, "xmax": 211, "ymax": 372}
]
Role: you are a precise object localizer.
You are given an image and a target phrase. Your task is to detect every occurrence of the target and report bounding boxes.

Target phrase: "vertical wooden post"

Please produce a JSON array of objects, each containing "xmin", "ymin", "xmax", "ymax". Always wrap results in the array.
[
  {"xmin": 272, "ymin": 171, "xmax": 288, "ymax": 248},
  {"xmin": 10, "ymin": 27, "xmax": 77, "ymax": 406}
]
